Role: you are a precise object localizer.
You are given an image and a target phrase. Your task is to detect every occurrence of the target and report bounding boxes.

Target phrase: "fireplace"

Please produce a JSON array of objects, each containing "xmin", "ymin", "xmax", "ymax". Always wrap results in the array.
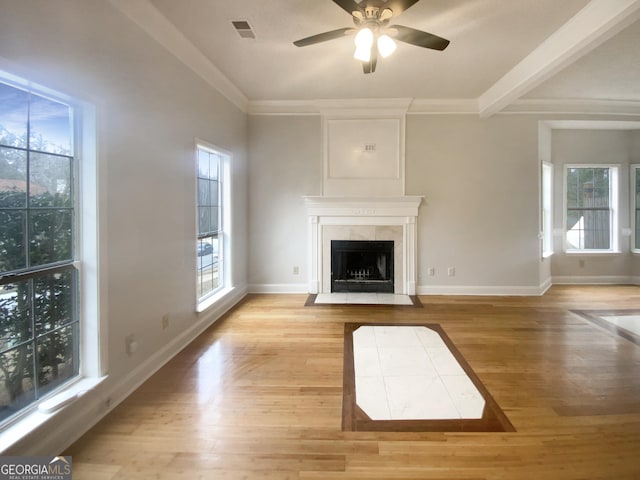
[
  {"xmin": 304, "ymin": 196, "xmax": 422, "ymax": 295},
  {"xmin": 331, "ymin": 240, "xmax": 394, "ymax": 293}
]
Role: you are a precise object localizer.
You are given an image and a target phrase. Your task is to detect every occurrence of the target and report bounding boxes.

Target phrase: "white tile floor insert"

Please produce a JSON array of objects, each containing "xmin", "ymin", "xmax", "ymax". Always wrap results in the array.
[
  {"xmin": 600, "ymin": 315, "xmax": 640, "ymax": 337},
  {"xmin": 352, "ymin": 325, "xmax": 486, "ymax": 421}
]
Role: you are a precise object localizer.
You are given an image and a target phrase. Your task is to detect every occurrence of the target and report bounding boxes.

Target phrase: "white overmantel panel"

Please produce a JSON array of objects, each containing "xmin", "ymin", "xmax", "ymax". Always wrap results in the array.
[
  {"xmin": 304, "ymin": 196, "xmax": 423, "ymax": 296},
  {"xmin": 321, "ymin": 103, "xmax": 408, "ymax": 197}
]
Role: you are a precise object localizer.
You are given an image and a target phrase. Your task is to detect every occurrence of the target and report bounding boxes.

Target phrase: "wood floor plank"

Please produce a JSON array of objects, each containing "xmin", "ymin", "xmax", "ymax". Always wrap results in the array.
[{"xmin": 64, "ymin": 286, "xmax": 640, "ymax": 479}]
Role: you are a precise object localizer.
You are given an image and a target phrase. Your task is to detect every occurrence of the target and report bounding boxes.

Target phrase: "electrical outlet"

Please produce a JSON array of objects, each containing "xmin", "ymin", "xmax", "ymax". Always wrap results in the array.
[
  {"xmin": 293, "ymin": 266, "xmax": 299, "ymax": 275},
  {"xmin": 427, "ymin": 267, "xmax": 435, "ymax": 277},
  {"xmin": 448, "ymin": 267, "xmax": 455, "ymax": 277},
  {"xmin": 125, "ymin": 334, "xmax": 137, "ymax": 355},
  {"xmin": 162, "ymin": 314, "xmax": 169, "ymax": 330}
]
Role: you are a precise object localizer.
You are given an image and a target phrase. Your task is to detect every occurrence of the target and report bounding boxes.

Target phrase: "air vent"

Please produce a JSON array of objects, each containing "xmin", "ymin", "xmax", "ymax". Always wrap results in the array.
[{"xmin": 232, "ymin": 20, "xmax": 255, "ymax": 39}]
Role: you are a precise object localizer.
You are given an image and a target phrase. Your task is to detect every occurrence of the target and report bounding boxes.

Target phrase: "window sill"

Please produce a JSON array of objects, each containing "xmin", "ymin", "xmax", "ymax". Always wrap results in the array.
[
  {"xmin": 196, "ymin": 286, "xmax": 235, "ymax": 313},
  {"xmin": 0, "ymin": 375, "xmax": 107, "ymax": 453},
  {"xmin": 564, "ymin": 250, "xmax": 622, "ymax": 256},
  {"xmin": 542, "ymin": 251, "xmax": 554, "ymax": 259}
]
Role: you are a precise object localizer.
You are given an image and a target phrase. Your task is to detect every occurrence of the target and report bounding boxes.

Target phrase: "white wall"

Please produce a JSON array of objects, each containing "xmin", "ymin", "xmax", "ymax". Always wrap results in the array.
[
  {"xmin": 551, "ymin": 129, "xmax": 634, "ymax": 282},
  {"xmin": 0, "ymin": 0, "xmax": 248, "ymax": 453}
]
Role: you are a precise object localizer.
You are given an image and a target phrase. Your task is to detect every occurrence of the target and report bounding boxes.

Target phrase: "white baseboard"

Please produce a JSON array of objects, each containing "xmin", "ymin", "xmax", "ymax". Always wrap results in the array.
[
  {"xmin": 417, "ymin": 284, "xmax": 547, "ymax": 296},
  {"xmin": 539, "ymin": 277, "xmax": 553, "ymax": 295},
  {"xmin": 552, "ymin": 275, "xmax": 636, "ymax": 285},
  {"xmin": 24, "ymin": 285, "xmax": 248, "ymax": 456},
  {"xmin": 248, "ymin": 283, "xmax": 309, "ymax": 294}
]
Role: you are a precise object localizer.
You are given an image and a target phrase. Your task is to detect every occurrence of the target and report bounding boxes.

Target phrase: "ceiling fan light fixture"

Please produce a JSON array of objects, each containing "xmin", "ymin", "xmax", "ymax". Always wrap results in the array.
[
  {"xmin": 354, "ymin": 27, "xmax": 374, "ymax": 49},
  {"xmin": 377, "ymin": 34, "xmax": 396, "ymax": 58},
  {"xmin": 354, "ymin": 45, "xmax": 371, "ymax": 62}
]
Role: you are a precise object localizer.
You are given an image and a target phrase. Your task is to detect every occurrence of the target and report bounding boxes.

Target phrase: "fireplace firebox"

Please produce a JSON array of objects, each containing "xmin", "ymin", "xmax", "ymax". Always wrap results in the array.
[{"xmin": 331, "ymin": 240, "xmax": 394, "ymax": 293}]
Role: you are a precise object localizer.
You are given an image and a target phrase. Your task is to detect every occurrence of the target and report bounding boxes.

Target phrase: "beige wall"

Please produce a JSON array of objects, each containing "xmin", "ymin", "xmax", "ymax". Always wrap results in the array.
[
  {"xmin": 247, "ymin": 115, "xmax": 321, "ymax": 290},
  {"xmin": 406, "ymin": 115, "xmax": 541, "ymax": 292},
  {"xmin": 248, "ymin": 114, "xmax": 544, "ymax": 293},
  {"xmin": 247, "ymin": 115, "xmax": 640, "ymax": 293}
]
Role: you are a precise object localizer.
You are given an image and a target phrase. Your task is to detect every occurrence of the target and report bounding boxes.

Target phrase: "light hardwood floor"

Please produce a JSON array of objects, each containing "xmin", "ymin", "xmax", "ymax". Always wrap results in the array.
[{"xmin": 65, "ymin": 285, "xmax": 640, "ymax": 479}]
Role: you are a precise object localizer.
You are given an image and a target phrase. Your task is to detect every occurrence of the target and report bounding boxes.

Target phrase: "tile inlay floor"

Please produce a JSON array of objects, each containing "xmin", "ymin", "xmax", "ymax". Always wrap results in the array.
[
  {"xmin": 572, "ymin": 309, "xmax": 640, "ymax": 347},
  {"xmin": 342, "ymin": 323, "xmax": 515, "ymax": 432},
  {"xmin": 352, "ymin": 325, "xmax": 485, "ymax": 420}
]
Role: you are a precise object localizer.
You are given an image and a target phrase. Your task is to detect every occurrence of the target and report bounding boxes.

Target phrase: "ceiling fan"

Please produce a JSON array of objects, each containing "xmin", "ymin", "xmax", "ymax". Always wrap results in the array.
[{"xmin": 293, "ymin": 0, "xmax": 450, "ymax": 74}]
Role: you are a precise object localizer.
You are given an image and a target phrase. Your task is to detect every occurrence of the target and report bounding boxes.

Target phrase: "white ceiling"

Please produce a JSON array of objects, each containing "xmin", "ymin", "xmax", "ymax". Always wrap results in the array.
[{"xmin": 114, "ymin": 0, "xmax": 640, "ymax": 115}]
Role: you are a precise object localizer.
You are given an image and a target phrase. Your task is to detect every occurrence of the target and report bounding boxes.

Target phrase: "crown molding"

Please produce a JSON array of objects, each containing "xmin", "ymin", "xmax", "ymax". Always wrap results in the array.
[
  {"xmin": 248, "ymin": 98, "xmax": 414, "ymax": 116},
  {"xmin": 541, "ymin": 119, "xmax": 640, "ymax": 130},
  {"xmin": 248, "ymin": 97, "xmax": 640, "ymax": 117},
  {"xmin": 407, "ymin": 99, "xmax": 479, "ymax": 115},
  {"xmin": 505, "ymin": 98, "xmax": 640, "ymax": 116},
  {"xmin": 248, "ymin": 98, "xmax": 478, "ymax": 116},
  {"xmin": 108, "ymin": 0, "xmax": 249, "ymax": 113},
  {"xmin": 247, "ymin": 100, "xmax": 321, "ymax": 115},
  {"xmin": 317, "ymin": 98, "xmax": 413, "ymax": 117}
]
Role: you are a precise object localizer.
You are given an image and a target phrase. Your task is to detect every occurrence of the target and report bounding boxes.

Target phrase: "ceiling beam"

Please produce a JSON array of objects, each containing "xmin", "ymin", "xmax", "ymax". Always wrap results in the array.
[{"xmin": 478, "ymin": 0, "xmax": 640, "ymax": 118}]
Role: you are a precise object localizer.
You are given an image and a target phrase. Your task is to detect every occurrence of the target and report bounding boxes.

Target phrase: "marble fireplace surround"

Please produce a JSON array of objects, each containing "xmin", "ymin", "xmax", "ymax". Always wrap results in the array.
[{"xmin": 304, "ymin": 196, "xmax": 422, "ymax": 295}]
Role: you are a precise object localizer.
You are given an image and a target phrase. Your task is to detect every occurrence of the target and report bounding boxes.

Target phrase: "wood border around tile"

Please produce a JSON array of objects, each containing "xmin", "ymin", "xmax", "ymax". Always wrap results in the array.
[{"xmin": 342, "ymin": 323, "xmax": 515, "ymax": 433}]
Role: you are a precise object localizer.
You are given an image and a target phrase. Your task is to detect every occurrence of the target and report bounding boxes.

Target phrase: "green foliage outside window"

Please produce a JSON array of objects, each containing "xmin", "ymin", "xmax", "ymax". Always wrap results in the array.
[{"xmin": 0, "ymin": 81, "xmax": 78, "ymax": 423}]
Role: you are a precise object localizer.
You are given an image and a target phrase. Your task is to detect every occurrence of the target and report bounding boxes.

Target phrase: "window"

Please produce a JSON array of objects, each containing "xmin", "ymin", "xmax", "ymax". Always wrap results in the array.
[
  {"xmin": 196, "ymin": 144, "xmax": 229, "ymax": 303},
  {"xmin": 541, "ymin": 162, "xmax": 553, "ymax": 257},
  {"xmin": 0, "ymin": 80, "xmax": 79, "ymax": 424},
  {"xmin": 565, "ymin": 165, "xmax": 619, "ymax": 252},
  {"xmin": 633, "ymin": 165, "xmax": 640, "ymax": 252}
]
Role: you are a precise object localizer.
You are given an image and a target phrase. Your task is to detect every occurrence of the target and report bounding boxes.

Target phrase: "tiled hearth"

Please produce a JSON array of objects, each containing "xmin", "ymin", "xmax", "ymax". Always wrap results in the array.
[{"xmin": 314, "ymin": 293, "xmax": 414, "ymax": 305}]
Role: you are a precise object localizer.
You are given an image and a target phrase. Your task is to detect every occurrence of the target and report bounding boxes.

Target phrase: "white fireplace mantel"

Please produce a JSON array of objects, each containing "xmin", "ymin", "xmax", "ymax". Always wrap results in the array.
[{"xmin": 304, "ymin": 196, "xmax": 423, "ymax": 295}]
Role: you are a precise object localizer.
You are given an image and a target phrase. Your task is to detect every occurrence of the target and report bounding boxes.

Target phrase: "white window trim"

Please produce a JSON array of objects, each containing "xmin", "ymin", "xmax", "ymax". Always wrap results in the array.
[
  {"xmin": 0, "ymin": 69, "xmax": 106, "ymax": 450},
  {"xmin": 195, "ymin": 139, "xmax": 233, "ymax": 312},
  {"xmin": 541, "ymin": 162, "xmax": 553, "ymax": 258},
  {"xmin": 632, "ymin": 164, "xmax": 640, "ymax": 254},
  {"xmin": 563, "ymin": 164, "xmax": 620, "ymax": 254}
]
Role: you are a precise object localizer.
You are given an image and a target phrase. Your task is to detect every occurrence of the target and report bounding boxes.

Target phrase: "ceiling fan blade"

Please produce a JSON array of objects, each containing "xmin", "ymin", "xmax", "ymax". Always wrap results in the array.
[
  {"xmin": 391, "ymin": 24, "xmax": 450, "ymax": 51},
  {"xmin": 293, "ymin": 27, "xmax": 353, "ymax": 47},
  {"xmin": 382, "ymin": 0, "xmax": 421, "ymax": 16},
  {"xmin": 332, "ymin": 0, "xmax": 364, "ymax": 15}
]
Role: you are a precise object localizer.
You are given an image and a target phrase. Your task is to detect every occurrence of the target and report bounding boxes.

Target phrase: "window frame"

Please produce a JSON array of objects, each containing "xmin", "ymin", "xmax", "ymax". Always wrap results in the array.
[
  {"xmin": 541, "ymin": 162, "xmax": 553, "ymax": 258},
  {"xmin": 0, "ymin": 70, "xmax": 104, "ymax": 440},
  {"xmin": 563, "ymin": 164, "xmax": 619, "ymax": 254},
  {"xmin": 632, "ymin": 164, "xmax": 640, "ymax": 254},
  {"xmin": 195, "ymin": 140, "xmax": 232, "ymax": 311}
]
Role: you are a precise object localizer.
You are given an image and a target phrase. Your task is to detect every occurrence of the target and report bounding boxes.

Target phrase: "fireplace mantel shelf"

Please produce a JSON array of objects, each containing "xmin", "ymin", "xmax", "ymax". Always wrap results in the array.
[{"xmin": 304, "ymin": 196, "xmax": 423, "ymax": 217}]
